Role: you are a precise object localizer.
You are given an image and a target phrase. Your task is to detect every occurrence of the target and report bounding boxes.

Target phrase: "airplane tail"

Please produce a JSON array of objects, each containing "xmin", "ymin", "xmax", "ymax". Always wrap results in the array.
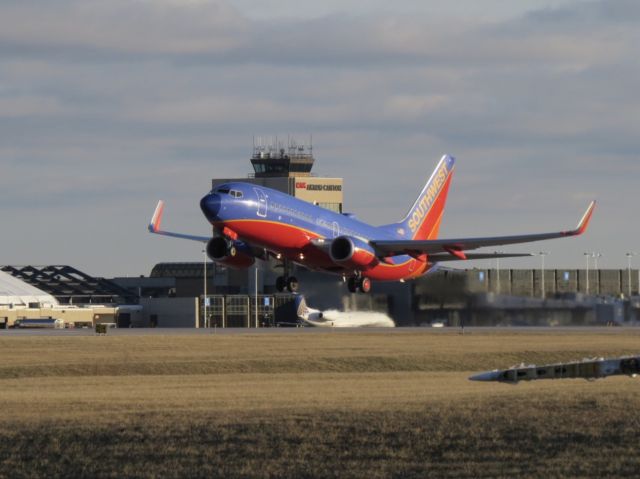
[
  {"xmin": 294, "ymin": 295, "xmax": 309, "ymax": 319},
  {"xmin": 386, "ymin": 155, "xmax": 455, "ymax": 240}
]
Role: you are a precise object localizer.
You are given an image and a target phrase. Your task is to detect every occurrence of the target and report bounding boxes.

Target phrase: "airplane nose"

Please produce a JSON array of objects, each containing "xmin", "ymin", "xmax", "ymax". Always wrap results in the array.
[{"xmin": 200, "ymin": 193, "xmax": 221, "ymax": 221}]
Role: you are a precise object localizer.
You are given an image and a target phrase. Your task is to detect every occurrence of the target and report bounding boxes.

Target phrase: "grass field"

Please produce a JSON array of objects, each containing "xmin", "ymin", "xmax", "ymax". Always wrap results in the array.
[{"xmin": 1, "ymin": 329, "xmax": 640, "ymax": 478}]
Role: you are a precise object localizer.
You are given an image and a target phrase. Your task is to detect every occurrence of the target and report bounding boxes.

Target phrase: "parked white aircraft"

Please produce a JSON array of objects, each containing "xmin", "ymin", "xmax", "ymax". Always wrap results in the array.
[{"xmin": 294, "ymin": 295, "xmax": 395, "ymax": 328}]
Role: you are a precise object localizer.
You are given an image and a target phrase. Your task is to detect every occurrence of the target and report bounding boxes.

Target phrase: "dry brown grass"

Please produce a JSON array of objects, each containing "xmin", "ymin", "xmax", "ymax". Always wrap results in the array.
[{"xmin": 1, "ymin": 329, "xmax": 640, "ymax": 478}]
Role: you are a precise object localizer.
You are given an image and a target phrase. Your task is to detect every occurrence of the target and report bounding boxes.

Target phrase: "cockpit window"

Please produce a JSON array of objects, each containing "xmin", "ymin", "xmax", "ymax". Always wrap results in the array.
[{"xmin": 214, "ymin": 186, "xmax": 242, "ymax": 197}]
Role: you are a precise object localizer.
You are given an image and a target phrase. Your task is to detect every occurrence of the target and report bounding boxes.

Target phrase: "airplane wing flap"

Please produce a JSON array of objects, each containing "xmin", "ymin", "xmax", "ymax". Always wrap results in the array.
[
  {"xmin": 426, "ymin": 252, "xmax": 533, "ymax": 263},
  {"xmin": 373, "ymin": 232, "xmax": 571, "ymax": 256}
]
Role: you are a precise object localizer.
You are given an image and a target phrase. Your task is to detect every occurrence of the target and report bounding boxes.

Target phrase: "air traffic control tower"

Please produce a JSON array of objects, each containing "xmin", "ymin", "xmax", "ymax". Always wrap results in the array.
[{"xmin": 213, "ymin": 137, "xmax": 343, "ymax": 213}]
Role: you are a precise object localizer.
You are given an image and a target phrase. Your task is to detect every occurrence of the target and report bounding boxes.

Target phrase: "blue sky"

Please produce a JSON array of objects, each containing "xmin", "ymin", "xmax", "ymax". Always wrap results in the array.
[{"xmin": 1, "ymin": 0, "xmax": 638, "ymax": 276}]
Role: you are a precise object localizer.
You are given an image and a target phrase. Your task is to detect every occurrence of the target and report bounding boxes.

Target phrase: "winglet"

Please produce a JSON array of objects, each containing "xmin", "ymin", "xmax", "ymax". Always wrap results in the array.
[
  {"xmin": 149, "ymin": 200, "xmax": 165, "ymax": 233},
  {"xmin": 147, "ymin": 200, "xmax": 210, "ymax": 242},
  {"xmin": 572, "ymin": 200, "xmax": 596, "ymax": 235}
]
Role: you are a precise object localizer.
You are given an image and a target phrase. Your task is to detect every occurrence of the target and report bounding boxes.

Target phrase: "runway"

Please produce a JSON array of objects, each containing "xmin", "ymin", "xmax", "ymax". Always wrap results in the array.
[{"xmin": 1, "ymin": 326, "xmax": 636, "ymax": 336}]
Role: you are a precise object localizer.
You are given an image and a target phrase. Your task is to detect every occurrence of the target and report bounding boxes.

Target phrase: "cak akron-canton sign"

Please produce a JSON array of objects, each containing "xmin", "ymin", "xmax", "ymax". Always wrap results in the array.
[{"xmin": 293, "ymin": 178, "xmax": 343, "ymax": 204}]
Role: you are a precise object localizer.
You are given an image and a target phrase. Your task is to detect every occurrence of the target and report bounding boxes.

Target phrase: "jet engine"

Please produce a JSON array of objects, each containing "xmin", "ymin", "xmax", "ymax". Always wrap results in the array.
[
  {"xmin": 329, "ymin": 236, "xmax": 379, "ymax": 270},
  {"xmin": 206, "ymin": 237, "xmax": 255, "ymax": 268}
]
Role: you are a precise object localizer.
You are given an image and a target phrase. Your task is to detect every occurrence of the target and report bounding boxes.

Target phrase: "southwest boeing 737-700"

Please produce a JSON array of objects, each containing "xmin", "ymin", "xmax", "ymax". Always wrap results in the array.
[{"xmin": 149, "ymin": 155, "xmax": 595, "ymax": 293}]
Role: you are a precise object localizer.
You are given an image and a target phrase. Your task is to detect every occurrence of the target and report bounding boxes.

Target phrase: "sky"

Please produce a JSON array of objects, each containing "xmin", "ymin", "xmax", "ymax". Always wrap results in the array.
[{"xmin": 1, "ymin": 0, "xmax": 638, "ymax": 277}]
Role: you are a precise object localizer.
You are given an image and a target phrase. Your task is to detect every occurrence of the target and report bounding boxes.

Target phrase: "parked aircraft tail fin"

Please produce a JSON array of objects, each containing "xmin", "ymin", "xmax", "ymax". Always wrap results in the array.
[{"xmin": 294, "ymin": 295, "xmax": 309, "ymax": 320}]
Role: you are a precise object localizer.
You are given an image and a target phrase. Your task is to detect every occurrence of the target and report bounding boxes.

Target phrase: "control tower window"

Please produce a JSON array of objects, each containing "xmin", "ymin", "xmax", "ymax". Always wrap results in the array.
[
  {"xmin": 289, "ymin": 163, "xmax": 313, "ymax": 173},
  {"xmin": 252, "ymin": 162, "xmax": 289, "ymax": 175}
]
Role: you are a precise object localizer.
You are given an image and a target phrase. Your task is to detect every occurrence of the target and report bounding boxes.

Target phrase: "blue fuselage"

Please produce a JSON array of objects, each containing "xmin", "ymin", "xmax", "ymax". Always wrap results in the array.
[{"xmin": 199, "ymin": 182, "xmax": 424, "ymax": 279}]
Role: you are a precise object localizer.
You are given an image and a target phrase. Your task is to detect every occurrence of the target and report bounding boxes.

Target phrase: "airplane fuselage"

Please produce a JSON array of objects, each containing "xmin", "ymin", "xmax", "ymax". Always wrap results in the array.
[{"xmin": 200, "ymin": 183, "xmax": 430, "ymax": 281}]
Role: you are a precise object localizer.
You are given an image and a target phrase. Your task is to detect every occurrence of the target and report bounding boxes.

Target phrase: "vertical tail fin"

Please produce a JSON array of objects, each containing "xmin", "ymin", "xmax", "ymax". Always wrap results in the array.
[
  {"xmin": 395, "ymin": 155, "xmax": 455, "ymax": 240},
  {"xmin": 294, "ymin": 295, "xmax": 309, "ymax": 319}
]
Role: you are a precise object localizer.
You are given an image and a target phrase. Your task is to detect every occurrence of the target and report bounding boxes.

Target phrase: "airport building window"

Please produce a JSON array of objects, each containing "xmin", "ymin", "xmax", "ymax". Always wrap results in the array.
[{"xmin": 318, "ymin": 202, "xmax": 342, "ymax": 213}]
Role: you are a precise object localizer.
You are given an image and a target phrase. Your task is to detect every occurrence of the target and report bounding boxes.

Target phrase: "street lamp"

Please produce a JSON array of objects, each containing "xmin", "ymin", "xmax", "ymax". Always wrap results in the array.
[
  {"xmin": 494, "ymin": 251, "xmax": 503, "ymax": 295},
  {"xmin": 626, "ymin": 252, "xmax": 638, "ymax": 298},
  {"xmin": 583, "ymin": 252, "xmax": 591, "ymax": 295},
  {"xmin": 202, "ymin": 247, "xmax": 208, "ymax": 328},
  {"xmin": 255, "ymin": 266, "xmax": 259, "ymax": 328},
  {"xmin": 592, "ymin": 252, "xmax": 602, "ymax": 295},
  {"xmin": 537, "ymin": 252, "xmax": 549, "ymax": 299}
]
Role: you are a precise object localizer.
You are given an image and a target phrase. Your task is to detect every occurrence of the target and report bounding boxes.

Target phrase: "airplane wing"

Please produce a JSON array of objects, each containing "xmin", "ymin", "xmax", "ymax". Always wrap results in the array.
[
  {"xmin": 371, "ymin": 201, "xmax": 595, "ymax": 259},
  {"xmin": 148, "ymin": 200, "xmax": 210, "ymax": 242}
]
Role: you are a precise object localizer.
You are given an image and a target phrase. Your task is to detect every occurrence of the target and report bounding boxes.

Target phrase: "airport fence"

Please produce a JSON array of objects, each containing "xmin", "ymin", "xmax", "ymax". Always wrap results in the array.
[{"xmin": 201, "ymin": 294, "xmax": 297, "ymax": 328}]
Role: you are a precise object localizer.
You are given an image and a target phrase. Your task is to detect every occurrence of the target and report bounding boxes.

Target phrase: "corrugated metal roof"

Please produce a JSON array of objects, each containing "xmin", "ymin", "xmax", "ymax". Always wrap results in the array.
[{"xmin": 0, "ymin": 265, "xmax": 137, "ymax": 304}]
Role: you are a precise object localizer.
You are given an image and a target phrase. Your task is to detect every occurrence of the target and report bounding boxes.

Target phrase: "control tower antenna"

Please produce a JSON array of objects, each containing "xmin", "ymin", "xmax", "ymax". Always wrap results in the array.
[{"xmin": 250, "ymin": 134, "xmax": 315, "ymax": 178}]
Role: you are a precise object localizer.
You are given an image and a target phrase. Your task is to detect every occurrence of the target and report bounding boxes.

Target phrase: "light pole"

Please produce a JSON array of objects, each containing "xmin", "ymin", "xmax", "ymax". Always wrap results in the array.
[
  {"xmin": 593, "ymin": 252, "xmax": 602, "ymax": 295},
  {"xmin": 495, "ymin": 251, "xmax": 503, "ymax": 295},
  {"xmin": 538, "ymin": 252, "xmax": 549, "ymax": 299},
  {"xmin": 203, "ymin": 247, "xmax": 208, "ymax": 328},
  {"xmin": 583, "ymin": 252, "xmax": 591, "ymax": 295},
  {"xmin": 255, "ymin": 266, "xmax": 259, "ymax": 328},
  {"xmin": 626, "ymin": 252, "xmax": 637, "ymax": 298}
]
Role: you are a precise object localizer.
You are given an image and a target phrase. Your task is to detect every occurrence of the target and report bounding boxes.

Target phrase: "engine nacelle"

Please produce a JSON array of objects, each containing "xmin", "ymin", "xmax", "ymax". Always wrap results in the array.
[
  {"xmin": 206, "ymin": 237, "xmax": 255, "ymax": 268},
  {"xmin": 330, "ymin": 236, "xmax": 379, "ymax": 270}
]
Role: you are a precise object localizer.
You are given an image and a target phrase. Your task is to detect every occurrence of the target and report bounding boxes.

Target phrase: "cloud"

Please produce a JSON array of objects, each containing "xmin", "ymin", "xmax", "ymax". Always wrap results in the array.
[
  {"xmin": 1, "ymin": 0, "xmax": 635, "ymax": 68},
  {"xmin": 522, "ymin": 0, "xmax": 640, "ymax": 28},
  {"xmin": 0, "ymin": 0, "xmax": 638, "ymax": 274},
  {"xmin": 0, "ymin": 0, "xmax": 248, "ymax": 57}
]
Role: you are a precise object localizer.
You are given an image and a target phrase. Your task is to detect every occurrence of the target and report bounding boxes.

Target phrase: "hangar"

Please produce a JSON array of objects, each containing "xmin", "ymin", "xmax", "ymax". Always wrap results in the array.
[
  {"xmin": 0, "ymin": 266, "xmax": 142, "ymax": 329},
  {"xmin": 0, "ymin": 269, "xmax": 58, "ymax": 309},
  {"xmin": 1, "ymin": 265, "xmax": 137, "ymax": 304}
]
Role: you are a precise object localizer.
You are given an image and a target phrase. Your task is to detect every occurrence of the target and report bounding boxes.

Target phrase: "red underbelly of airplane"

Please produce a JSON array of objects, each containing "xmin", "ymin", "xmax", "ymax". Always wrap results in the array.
[
  {"xmin": 222, "ymin": 219, "xmax": 432, "ymax": 280},
  {"xmin": 224, "ymin": 219, "xmax": 318, "ymax": 249},
  {"xmin": 364, "ymin": 261, "xmax": 431, "ymax": 281}
]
